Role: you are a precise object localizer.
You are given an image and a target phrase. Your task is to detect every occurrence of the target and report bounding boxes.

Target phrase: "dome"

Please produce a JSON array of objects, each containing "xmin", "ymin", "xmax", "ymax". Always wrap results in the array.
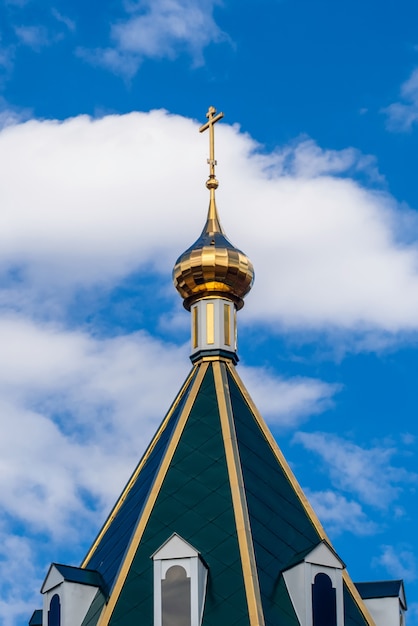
[{"xmin": 173, "ymin": 194, "xmax": 254, "ymax": 310}]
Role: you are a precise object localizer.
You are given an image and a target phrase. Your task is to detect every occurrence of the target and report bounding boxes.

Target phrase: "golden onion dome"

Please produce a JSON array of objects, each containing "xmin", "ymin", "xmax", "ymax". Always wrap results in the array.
[
  {"xmin": 173, "ymin": 182, "xmax": 254, "ymax": 311},
  {"xmin": 173, "ymin": 106, "xmax": 254, "ymax": 311}
]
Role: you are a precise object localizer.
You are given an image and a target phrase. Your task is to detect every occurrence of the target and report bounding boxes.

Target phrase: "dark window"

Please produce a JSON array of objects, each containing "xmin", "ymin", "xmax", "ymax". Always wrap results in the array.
[
  {"xmin": 161, "ymin": 565, "xmax": 191, "ymax": 626},
  {"xmin": 312, "ymin": 573, "xmax": 337, "ymax": 626},
  {"xmin": 48, "ymin": 594, "xmax": 61, "ymax": 626}
]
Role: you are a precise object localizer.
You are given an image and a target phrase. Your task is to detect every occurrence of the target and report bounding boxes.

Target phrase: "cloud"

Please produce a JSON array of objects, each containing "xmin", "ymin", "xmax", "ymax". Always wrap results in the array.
[
  {"xmin": 0, "ymin": 315, "xmax": 190, "ymax": 532},
  {"xmin": 3, "ymin": 0, "xmax": 30, "ymax": 6},
  {"xmin": 272, "ymin": 137, "xmax": 382, "ymax": 181},
  {"xmin": 293, "ymin": 432, "xmax": 417, "ymax": 509},
  {"xmin": 0, "ymin": 39, "xmax": 15, "ymax": 83},
  {"xmin": 51, "ymin": 8, "xmax": 75, "ymax": 32},
  {"xmin": 0, "ymin": 97, "xmax": 31, "ymax": 129},
  {"xmin": 383, "ymin": 67, "xmax": 418, "ymax": 132},
  {"xmin": 0, "ymin": 530, "xmax": 41, "ymax": 626},
  {"xmin": 0, "ymin": 45, "xmax": 14, "ymax": 72},
  {"xmin": 14, "ymin": 25, "xmax": 50, "ymax": 51},
  {"xmin": 80, "ymin": 0, "xmax": 227, "ymax": 78},
  {"xmin": 240, "ymin": 365, "xmax": 338, "ymax": 428},
  {"xmin": 0, "ymin": 111, "xmax": 418, "ymax": 343},
  {"xmin": 304, "ymin": 490, "xmax": 378, "ymax": 536},
  {"xmin": 373, "ymin": 545, "xmax": 417, "ymax": 582}
]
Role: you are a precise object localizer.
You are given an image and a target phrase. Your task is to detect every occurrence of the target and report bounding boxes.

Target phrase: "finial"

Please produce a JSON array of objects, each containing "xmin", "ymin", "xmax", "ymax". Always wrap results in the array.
[
  {"xmin": 199, "ymin": 106, "xmax": 224, "ymax": 191},
  {"xmin": 173, "ymin": 104, "xmax": 254, "ymax": 365}
]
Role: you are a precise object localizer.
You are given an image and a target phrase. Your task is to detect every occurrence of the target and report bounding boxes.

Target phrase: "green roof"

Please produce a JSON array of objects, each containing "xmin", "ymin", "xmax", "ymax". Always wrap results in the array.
[
  {"xmin": 108, "ymin": 364, "xmax": 249, "ymax": 626},
  {"xmin": 80, "ymin": 359, "xmax": 373, "ymax": 626},
  {"xmin": 82, "ymin": 367, "xmax": 199, "ymax": 591}
]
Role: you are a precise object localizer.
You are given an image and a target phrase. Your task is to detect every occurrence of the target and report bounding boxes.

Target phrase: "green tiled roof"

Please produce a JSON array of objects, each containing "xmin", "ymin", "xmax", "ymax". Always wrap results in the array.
[
  {"xmin": 79, "ymin": 359, "xmax": 372, "ymax": 626},
  {"xmin": 344, "ymin": 584, "xmax": 370, "ymax": 626},
  {"xmin": 81, "ymin": 590, "xmax": 107, "ymax": 626},
  {"xmin": 109, "ymin": 364, "xmax": 249, "ymax": 626},
  {"xmin": 228, "ymin": 367, "xmax": 320, "ymax": 624},
  {"xmin": 83, "ymin": 368, "xmax": 199, "ymax": 592}
]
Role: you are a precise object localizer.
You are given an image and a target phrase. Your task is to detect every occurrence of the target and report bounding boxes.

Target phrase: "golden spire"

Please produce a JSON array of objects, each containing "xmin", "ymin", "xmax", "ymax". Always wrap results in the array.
[
  {"xmin": 199, "ymin": 106, "xmax": 224, "ymax": 234},
  {"xmin": 173, "ymin": 106, "xmax": 254, "ymax": 311}
]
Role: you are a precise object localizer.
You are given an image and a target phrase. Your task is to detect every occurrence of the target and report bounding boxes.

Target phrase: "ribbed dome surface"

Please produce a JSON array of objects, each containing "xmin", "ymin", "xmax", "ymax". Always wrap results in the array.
[{"xmin": 173, "ymin": 197, "xmax": 254, "ymax": 310}]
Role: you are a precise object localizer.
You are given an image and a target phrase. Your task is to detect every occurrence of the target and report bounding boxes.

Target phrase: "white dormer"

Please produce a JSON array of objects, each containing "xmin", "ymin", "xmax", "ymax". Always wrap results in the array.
[
  {"xmin": 283, "ymin": 541, "xmax": 345, "ymax": 626},
  {"xmin": 152, "ymin": 533, "xmax": 208, "ymax": 626},
  {"xmin": 40, "ymin": 563, "xmax": 105, "ymax": 626},
  {"xmin": 355, "ymin": 580, "xmax": 407, "ymax": 626}
]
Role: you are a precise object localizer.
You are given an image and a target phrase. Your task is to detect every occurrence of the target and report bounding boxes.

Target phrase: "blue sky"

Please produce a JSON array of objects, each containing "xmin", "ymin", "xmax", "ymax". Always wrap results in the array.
[{"xmin": 0, "ymin": 1, "xmax": 417, "ymax": 624}]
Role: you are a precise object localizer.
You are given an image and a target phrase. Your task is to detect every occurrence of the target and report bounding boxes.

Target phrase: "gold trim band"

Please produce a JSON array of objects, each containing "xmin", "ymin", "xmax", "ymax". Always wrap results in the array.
[
  {"xmin": 94, "ymin": 363, "xmax": 209, "ymax": 626},
  {"xmin": 192, "ymin": 306, "xmax": 198, "ymax": 349},
  {"xmin": 224, "ymin": 303, "xmax": 231, "ymax": 346},
  {"xmin": 82, "ymin": 366, "xmax": 198, "ymax": 568},
  {"xmin": 213, "ymin": 361, "xmax": 265, "ymax": 626},
  {"xmin": 206, "ymin": 302, "xmax": 214, "ymax": 344},
  {"xmin": 226, "ymin": 363, "xmax": 376, "ymax": 626}
]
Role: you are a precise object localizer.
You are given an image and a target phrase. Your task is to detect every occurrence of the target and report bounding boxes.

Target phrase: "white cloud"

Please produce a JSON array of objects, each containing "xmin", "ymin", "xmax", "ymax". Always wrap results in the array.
[
  {"xmin": 0, "ymin": 37, "xmax": 15, "ymax": 83},
  {"xmin": 76, "ymin": 46, "xmax": 141, "ymax": 79},
  {"xmin": 401, "ymin": 432, "xmax": 415, "ymax": 445},
  {"xmin": 240, "ymin": 365, "xmax": 338, "ymax": 428},
  {"xmin": 3, "ymin": 0, "xmax": 30, "ymax": 6},
  {"xmin": 0, "ymin": 97, "xmax": 31, "ymax": 129},
  {"xmin": 0, "ymin": 530, "xmax": 41, "ymax": 626},
  {"xmin": 272, "ymin": 137, "xmax": 382, "ymax": 181},
  {"xmin": 0, "ymin": 45, "xmax": 14, "ymax": 72},
  {"xmin": 304, "ymin": 489, "xmax": 378, "ymax": 536},
  {"xmin": 0, "ymin": 315, "xmax": 190, "ymax": 532},
  {"xmin": 374, "ymin": 545, "xmax": 417, "ymax": 582},
  {"xmin": 80, "ymin": 0, "xmax": 227, "ymax": 77},
  {"xmin": 384, "ymin": 67, "xmax": 418, "ymax": 131},
  {"xmin": 51, "ymin": 8, "xmax": 76, "ymax": 32},
  {"xmin": 0, "ymin": 111, "xmax": 418, "ymax": 341},
  {"xmin": 14, "ymin": 25, "xmax": 50, "ymax": 50},
  {"xmin": 293, "ymin": 432, "xmax": 417, "ymax": 509}
]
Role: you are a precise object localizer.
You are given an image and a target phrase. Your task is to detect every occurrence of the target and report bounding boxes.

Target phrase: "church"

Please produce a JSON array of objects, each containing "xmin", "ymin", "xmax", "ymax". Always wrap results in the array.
[{"xmin": 29, "ymin": 107, "xmax": 407, "ymax": 626}]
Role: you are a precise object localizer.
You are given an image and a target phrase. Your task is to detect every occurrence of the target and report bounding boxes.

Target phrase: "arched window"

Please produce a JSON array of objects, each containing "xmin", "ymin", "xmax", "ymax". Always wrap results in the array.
[
  {"xmin": 161, "ymin": 565, "xmax": 191, "ymax": 626},
  {"xmin": 312, "ymin": 573, "xmax": 337, "ymax": 626},
  {"xmin": 48, "ymin": 594, "xmax": 61, "ymax": 626},
  {"xmin": 153, "ymin": 534, "xmax": 208, "ymax": 626}
]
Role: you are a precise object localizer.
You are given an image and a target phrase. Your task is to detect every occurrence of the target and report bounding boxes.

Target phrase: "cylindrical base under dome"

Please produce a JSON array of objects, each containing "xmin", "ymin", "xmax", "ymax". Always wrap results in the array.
[{"xmin": 190, "ymin": 297, "xmax": 237, "ymax": 361}]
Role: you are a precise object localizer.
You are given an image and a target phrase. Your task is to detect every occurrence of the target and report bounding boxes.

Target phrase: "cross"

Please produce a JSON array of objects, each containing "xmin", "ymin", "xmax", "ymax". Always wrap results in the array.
[{"xmin": 199, "ymin": 106, "xmax": 224, "ymax": 179}]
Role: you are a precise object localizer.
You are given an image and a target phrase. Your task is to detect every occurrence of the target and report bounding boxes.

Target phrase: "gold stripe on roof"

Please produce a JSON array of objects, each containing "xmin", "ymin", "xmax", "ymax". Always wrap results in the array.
[
  {"xmin": 227, "ymin": 363, "xmax": 330, "ymax": 540},
  {"xmin": 226, "ymin": 362, "xmax": 376, "ymax": 626},
  {"xmin": 343, "ymin": 571, "xmax": 377, "ymax": 626},
  {"xmin": 81, "ymin": 364, "xmax": 198, "ymax": 569},
  {"xmin": 95, "ymin": 362, "xmax": 209, "ymax": 626},
  {"xmin": 213, "ymin": 361, "xmax": 265, "ymax": 626}
]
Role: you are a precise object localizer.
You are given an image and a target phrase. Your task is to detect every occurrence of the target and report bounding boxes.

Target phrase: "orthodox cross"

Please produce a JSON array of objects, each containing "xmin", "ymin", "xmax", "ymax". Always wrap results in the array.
[{"xmin": 199, "ymin": 106, "xmax": 224, "ymax": 180}]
